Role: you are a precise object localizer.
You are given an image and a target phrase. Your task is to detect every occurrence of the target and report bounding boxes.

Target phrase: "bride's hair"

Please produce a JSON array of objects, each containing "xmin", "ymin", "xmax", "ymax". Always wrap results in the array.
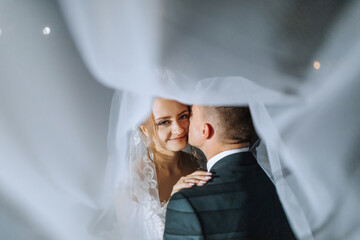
[{"xmin": 139, "ymin": 115, "xmax": 158, "ymax": 162}]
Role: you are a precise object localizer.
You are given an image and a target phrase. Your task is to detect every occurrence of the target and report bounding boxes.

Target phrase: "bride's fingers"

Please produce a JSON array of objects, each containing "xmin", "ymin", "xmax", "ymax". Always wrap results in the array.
[
  {"xmin": 174, "ymin": 182, "xmax": 194, "ymax": 190},
  {"xmin": 192, "ymin": 175, "xmax": 212, "ymax": 180},
  {"xmin": 183, "ymin": 177, "xmax": 210, "ymax": 185},
  {"xmin": 171, "ymin": 174, "xmax": 210, "ymax": 196},
  {"xmin": 185, "ymin": 174, "xmax": 212, "ymax": 181},
  {"xmin": 177, "ymin": 177, "xmax": 196, "ymax": 186},
  {"xmin": 188, "ymin": 171, "xmax": 212, "ymax": 177},
  {"xmin": 185, "ymin": 172, "xmax": 212, "ymax": 180},
  {"xmin": 171, "ymin": 181, "xmax": 196, "ymax": 196}
]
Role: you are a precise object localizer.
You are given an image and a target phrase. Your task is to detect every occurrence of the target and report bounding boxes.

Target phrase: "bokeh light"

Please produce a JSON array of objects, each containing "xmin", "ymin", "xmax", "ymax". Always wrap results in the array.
[
  {"xmin": 43, "ymin": 26, "xmax": 51, "ymax": 35},
  {"xmin": 313, "ymin": 61, "xmax": 321, "ymax": 70}
]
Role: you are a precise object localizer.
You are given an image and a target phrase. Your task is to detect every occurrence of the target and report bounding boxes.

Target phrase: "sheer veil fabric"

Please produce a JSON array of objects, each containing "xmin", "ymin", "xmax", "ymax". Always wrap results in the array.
[
  {"xmin": 1, "ymin": 0, "xmax": 359, "ymax": 239},
  {"xmin": 60, "ymin": 1, "xmax": 358, "ymax": 239}
]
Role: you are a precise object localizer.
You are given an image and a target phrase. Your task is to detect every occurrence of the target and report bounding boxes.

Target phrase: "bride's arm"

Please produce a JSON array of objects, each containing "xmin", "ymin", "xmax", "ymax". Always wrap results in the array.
[{"xmin": 170, "ymin": 171, "xmax": 212, "ymax": 197}]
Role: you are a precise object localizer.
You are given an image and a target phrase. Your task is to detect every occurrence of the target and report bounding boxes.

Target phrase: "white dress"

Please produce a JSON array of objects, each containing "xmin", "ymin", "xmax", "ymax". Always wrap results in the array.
[
  {"xmin": 131, "ymin": 153, "xmax": 167, "ymax": 240},
  {"xmin": 128, "ymin": 129, "xmax": 204, "ymax": 239},
  {"xmin": 124, "ymin": 128, "xmax": 170, "ymax": 240}
]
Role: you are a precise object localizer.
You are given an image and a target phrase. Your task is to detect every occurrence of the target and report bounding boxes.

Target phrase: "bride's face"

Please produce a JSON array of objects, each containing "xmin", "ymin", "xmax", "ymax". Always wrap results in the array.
[{"xmin": 150, "ymin": 98, "xmax": 190, "ymax": 152}]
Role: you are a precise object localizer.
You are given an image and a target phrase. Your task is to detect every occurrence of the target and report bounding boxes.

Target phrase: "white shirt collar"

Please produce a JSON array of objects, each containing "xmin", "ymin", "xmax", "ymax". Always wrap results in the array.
[{"xmin": 206, "ymin": 147, "xmax": 249, "ymax": 172}]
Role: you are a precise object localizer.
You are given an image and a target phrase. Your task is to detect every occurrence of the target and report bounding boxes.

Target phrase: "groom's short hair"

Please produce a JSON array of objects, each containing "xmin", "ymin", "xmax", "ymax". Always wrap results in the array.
[{"xmin": 201, "ymin": 106, "xmax": 254, "ymax": 144}]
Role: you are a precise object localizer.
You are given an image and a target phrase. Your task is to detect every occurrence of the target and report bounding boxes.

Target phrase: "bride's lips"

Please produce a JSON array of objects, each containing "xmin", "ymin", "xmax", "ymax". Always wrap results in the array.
[{"xmin": 169, "ymin": 135, "xmax": 186, "ymax": 141}]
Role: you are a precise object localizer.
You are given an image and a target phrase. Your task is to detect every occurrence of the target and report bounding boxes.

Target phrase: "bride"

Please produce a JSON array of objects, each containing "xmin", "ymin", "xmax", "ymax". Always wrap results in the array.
[{"xmin": 128, "ymin": 97, "xmax": 211, "ymax": 239}]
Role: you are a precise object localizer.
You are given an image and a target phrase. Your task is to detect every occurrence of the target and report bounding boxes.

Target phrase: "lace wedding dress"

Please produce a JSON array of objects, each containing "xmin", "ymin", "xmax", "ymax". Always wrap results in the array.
[
  {"xmin": 127, "ymin": 128, "xmax": 166, "ymax": 239},
  {"xmin": 127, "ymin": 128, "xmax": 204, "ymax": 239}
]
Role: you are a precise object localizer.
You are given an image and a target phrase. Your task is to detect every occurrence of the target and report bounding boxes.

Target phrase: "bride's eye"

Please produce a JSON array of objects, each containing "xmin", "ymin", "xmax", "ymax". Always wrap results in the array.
[{"xmin": 157, "ymin": 120, "xmax": 171, "ymax": 126}]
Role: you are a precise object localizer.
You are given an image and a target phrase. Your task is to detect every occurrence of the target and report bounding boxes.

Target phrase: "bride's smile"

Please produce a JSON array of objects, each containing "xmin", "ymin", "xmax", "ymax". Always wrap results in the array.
[
  {"xmin": 169, "ymin": 135, "xmax": 186, "ymax": 141},
  {"xmin": 148, "ymin": 98, "xmax": 190, "ymax": 153}
]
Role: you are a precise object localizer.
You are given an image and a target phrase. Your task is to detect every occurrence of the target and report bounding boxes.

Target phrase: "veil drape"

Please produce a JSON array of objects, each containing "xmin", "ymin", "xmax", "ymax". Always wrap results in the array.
[
  {"xmin": 1, "ymin": 0, "xmax": 359, "ymax": 239},
  {"xmin": 59, "ymin": 1, "xmax": 359, "ymax": 239}
]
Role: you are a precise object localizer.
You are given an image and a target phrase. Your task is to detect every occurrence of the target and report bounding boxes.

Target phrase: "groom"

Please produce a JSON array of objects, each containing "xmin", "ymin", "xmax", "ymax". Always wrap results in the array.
[{"xmin": 164, "ymin": 105, "xmax": 296, "ymax": 239}]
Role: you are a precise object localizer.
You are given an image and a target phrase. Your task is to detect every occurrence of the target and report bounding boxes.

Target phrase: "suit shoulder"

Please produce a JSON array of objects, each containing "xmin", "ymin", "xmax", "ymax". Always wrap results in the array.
[
  {"xmin": 167, "ymin": 192, "xmax": 195, "ymax": 213},
  {"xmin": 165, "ymin": 191, "xmax": 204, "ymax": 239}
]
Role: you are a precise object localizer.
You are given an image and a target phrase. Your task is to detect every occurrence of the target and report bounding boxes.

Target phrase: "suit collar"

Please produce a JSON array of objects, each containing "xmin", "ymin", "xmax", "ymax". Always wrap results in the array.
[
  {"xmin": 209, "ymin": 151, "xmax": 256, "ymax": 172},
  {"xmin": 207, "ymin": 147, "xmax": 249, "ymax": 171}
]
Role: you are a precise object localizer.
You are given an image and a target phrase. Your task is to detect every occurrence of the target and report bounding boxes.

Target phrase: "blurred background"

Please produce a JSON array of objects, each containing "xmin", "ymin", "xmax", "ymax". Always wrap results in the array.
[
  {"xmin": 1, "ymin": 0, "xmax": 359, "ymax": 239},
  {"xmin": 0, "ymin": 1, "xmax": 113, "ymax": 239}
]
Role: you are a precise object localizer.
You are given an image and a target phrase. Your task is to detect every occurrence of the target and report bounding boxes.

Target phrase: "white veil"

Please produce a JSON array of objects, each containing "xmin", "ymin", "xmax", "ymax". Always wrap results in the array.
[
  {"xmin": 1, "ymin": 0, "xmax": 360, "ymax": 239},
  {"xmin": 66, "ymin": 1, "xmax": 358, "ymax": 239},
  {"xmin": 99, "ymin": 71, "xmax": 313, "ymax": 239}
]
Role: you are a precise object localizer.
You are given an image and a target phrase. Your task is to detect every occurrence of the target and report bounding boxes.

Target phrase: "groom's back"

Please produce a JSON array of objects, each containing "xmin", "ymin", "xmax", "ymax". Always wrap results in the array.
[{"xmin": 164, "ymin": 152, "xmax": 296, "ymax": 240}]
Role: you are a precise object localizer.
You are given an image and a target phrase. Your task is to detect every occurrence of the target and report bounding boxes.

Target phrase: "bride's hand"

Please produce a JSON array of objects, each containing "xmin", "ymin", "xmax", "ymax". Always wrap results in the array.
[{"xmin": 171, "ymin": 171, "xmax": 212, "ymax": 196}]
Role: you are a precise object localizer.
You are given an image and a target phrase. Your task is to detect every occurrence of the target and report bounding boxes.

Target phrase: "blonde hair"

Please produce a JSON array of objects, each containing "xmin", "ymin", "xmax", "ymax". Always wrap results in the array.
[{"xmin": 140, "ymin": 114, "xmax": 159, "ymax": 162}]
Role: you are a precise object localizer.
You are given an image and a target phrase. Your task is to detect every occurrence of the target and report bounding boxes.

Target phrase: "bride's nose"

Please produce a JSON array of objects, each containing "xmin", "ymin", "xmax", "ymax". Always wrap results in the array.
[{"xmin": 172, "ymin": 121, "xmax": 184, "ymax": 135}]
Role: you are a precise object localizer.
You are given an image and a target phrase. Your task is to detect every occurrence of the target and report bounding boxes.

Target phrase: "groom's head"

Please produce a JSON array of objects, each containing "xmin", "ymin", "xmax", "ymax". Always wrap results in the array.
[{"xmin": 188, "ymin": 105, "xmax": 254, "ymax": 157}]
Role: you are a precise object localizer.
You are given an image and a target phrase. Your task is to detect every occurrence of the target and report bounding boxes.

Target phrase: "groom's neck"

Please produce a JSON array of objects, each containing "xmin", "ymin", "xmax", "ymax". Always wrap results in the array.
[{"xmin": 202, "ymin": 142, "xmax": 250, "ymax": 161}]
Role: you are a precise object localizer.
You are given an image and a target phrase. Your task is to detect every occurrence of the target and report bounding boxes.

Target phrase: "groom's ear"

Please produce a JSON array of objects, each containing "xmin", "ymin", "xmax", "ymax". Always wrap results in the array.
[{"xmin": 202, "ymin": 123, "xmax": 214, "ymax": 140}]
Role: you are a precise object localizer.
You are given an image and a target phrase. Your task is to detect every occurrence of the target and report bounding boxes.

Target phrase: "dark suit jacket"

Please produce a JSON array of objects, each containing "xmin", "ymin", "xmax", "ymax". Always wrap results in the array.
[{"xmin": 164, "ymin": 152, "xmax": 296, "ymax": 240}]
